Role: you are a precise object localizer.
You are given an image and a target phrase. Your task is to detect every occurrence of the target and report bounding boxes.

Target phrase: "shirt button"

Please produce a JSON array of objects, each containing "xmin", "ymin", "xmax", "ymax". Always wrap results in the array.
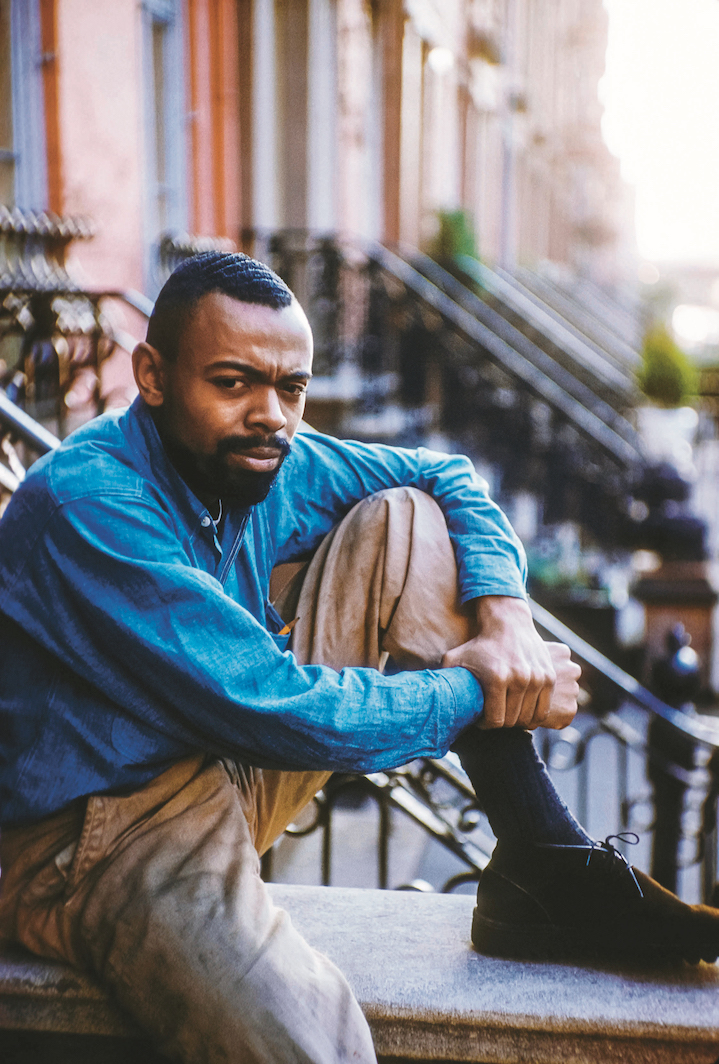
[{"xmin": 201, "ymin": 516, "xmax": 212, "ymax": 527}]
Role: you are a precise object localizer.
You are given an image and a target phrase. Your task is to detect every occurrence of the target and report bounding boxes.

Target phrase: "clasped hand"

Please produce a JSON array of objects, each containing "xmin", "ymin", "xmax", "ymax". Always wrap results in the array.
[{"xmin": 441, "ymin": 595, "xmax": 581, "ymax": 730}]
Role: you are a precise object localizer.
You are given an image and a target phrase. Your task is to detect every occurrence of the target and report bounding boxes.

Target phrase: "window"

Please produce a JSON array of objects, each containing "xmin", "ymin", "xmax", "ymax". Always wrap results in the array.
[
  {"xmin": 0, "ymin": 0, "xmax": 47, "ymax": 210},
  {"xmin": 142, "ymin": 0, "xmax": 187, "ymax": 294}
]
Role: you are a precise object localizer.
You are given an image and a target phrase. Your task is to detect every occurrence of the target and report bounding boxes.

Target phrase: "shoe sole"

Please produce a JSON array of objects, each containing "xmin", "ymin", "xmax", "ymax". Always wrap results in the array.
[
  {"xmin": 470, "ymin": 907, "xmax": 704, "ymax": 964},
  {"xmin": 471, "ymin": 907, "xmax": 573, "ymax": 961}
]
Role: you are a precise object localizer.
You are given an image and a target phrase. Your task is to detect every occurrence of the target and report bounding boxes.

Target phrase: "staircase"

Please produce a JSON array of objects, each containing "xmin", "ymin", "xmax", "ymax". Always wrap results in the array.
[{"xmin": 1, "ymin": 228, "xmax": 718, "ymax": 1060}]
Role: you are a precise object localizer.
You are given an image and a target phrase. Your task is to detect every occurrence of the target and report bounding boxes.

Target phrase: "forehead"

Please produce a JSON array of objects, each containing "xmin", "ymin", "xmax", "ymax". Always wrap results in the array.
[{"xmin": 178, "ymin": 292, "xmax": 313, "ymax": 370}]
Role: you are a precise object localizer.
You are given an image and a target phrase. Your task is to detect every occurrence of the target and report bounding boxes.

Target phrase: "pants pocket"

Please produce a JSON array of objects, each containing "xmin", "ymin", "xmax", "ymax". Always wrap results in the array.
[{"xmin": 64, "ymin": 795, "xmax": 106, "ymax": 894}]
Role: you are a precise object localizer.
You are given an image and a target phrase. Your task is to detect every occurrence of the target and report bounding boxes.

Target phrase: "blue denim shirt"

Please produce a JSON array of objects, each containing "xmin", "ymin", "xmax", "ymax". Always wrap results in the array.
[{"xmin": 0, "ymin": 398, "xmax": 527, "ymax": 825}]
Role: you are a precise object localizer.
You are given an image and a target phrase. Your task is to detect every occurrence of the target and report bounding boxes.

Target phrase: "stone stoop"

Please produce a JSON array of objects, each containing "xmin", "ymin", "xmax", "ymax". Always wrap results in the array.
[{"xmin": 0, "ymin": 884, "xmax": 718, "ymax": 1063}]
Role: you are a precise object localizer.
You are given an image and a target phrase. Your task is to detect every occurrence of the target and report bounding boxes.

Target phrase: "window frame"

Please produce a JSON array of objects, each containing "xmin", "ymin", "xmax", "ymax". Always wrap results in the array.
[
  {"xmin": 4, "ymin": 0, "xmax": 48, "ymax": 210},
  {"xmin": 141, "ymin": 0, "xmax": 188, "ymax": 295}
]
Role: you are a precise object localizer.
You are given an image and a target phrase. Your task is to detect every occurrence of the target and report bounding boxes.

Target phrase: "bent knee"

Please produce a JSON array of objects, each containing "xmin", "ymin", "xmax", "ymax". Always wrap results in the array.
[{"xmin": 355, "ymin": 486, "xmax": 445, "ymax": 528}]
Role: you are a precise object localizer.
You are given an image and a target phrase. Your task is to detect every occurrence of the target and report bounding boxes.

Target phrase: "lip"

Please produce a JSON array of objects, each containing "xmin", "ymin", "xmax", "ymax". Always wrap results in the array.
[{"xmin": 227, "ymin": 447, "xmax": 283, "ymax": 473}]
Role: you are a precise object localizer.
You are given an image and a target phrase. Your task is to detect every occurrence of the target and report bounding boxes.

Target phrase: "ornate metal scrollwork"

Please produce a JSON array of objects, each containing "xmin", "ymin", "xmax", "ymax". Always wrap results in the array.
[{"xmin": 0, "ymin": 208, "xmax": 113, "ymax": 433}]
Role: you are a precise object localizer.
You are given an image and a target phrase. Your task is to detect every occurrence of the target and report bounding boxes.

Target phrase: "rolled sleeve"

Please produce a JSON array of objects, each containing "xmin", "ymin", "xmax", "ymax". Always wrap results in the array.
[
  {"xmin": 270, "ymin": 432, "xmax": 527, "ymax": 603},
  {"xmin": 5, "ymin": 490, "xmax": 482, "ymax": 774}
]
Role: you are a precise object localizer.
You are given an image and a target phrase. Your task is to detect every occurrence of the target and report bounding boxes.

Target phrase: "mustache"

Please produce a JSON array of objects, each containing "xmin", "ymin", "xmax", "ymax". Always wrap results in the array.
[{"xmin": 217, "ymin": 434, "xmax": 292, "ymax": 459}]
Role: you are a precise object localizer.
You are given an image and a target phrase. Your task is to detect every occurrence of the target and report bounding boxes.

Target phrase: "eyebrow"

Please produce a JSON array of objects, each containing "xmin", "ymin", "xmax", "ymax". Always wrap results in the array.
[{"xmin": 205, "ymin": 360, "xmax": 312, "ymax": 383}]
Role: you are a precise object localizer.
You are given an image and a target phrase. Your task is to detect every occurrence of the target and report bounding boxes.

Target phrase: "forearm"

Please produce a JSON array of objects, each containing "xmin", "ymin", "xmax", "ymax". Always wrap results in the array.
[
  {"xmin": 271, "ymin": 433, "xmax": 528, "ymax": 601},
  {"xmin": 13, "ymin": 509, "xmax": 484, "ymax": 773}
]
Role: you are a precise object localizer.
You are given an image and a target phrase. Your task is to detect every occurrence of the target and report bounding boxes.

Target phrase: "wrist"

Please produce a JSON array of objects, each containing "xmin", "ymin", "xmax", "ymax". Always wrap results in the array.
[{"xmin": 474, "ymin": 594, "xmax": 531, "ymax": 629}]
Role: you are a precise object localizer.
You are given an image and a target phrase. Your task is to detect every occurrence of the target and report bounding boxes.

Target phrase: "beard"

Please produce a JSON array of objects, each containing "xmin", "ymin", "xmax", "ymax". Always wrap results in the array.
[{"xmin": 162, "ymin": 431, "xmax": 292, "ymax": 509}]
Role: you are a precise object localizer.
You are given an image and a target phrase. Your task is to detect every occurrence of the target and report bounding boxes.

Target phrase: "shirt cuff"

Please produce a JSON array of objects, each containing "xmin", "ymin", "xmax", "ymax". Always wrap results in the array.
[
  {"xmin": 458, "ymin": 555, "xmax": 528, "ymax": 604},
  {"xmin": 459, "ymin": 583, "xmax": 528, "ymax": 606},
  {"xmin": 435, "ymin": 666, "xmax": 485, "ymax": 743}
]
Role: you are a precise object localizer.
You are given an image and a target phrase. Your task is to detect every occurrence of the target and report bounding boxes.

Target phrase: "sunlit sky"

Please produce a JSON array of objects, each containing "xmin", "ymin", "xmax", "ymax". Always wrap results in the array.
[{"xmin": 601, "ymin": 0, "xmax": 719, "ymax": 266}]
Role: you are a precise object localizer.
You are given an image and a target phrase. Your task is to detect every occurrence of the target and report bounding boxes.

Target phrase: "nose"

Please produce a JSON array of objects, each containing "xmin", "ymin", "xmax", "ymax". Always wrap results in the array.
[{"xmin": 246, "ymin": 385, "xmax": 287, "ymax": 435}]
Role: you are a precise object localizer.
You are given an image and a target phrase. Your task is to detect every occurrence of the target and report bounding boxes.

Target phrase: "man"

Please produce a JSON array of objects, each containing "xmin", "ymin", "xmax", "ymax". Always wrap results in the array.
[{"xmin": 0, "ymin": 252, "xmax": 717, "ymax": 1064}]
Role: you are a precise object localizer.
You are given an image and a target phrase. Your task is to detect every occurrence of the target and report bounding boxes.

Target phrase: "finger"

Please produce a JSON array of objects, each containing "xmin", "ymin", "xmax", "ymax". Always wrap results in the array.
[
  {"xmin": 520, "ymin": 650, "xmax": 556, "ymax": 725},
  {"xmin": 528, "ymin": 675, "xmax": 554, "ymax": 729},
  {"xmin": 545, "ymin": 705, "xmax": 578, "ymax": 729},
  {"xmin": 549, "ymin": 645, "xmax": 580, "ymax": 676},
  {"xmin": 480, "ymin": 677, "xmax": 507, "ymax": 729},
  {"xmin": 544, "ymin": 678, "xmax": 580, "ymax": 729},
  {"xmin": 505, "ymin": 669, "xmax": 533, "ymax": 728},
  {"xmin": 552, "ymin": 659, "xmax": 581, "ymax": 690}
]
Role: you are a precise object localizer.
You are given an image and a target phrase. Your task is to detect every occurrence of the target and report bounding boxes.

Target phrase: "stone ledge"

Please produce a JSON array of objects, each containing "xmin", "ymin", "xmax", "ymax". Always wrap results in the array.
[{"xmin": 1, "ymin": 884, "xmax": 718, "ymax": 1063}]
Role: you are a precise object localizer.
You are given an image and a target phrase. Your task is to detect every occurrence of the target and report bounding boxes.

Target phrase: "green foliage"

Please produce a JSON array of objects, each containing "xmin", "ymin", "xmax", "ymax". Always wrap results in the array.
[
  {"xmin": 429, "ymin": 210, "xmax": 483, "ymax": 295},
  {"xmin": 431, "ymin": 209, "xmax": 478, "ymax": 264},
  {"xmin": 637, "ymin": 326, "xmax": 697, "ymax": 408}
]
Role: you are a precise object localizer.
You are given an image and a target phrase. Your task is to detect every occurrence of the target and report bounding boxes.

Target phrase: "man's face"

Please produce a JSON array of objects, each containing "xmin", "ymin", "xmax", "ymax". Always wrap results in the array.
[{"xmin": 150, "ymin": 292, "xmax": 313, "ymax": 508}]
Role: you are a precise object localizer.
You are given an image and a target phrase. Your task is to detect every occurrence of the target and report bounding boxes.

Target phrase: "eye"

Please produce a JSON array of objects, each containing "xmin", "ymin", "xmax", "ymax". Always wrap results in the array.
[
  {"xmin": 283, "ymin": 382, "xmax": 307, "ymax": 396},
  {"xmin": 212, "ymin": 377, "xmax": 245, "ymax": 391}
]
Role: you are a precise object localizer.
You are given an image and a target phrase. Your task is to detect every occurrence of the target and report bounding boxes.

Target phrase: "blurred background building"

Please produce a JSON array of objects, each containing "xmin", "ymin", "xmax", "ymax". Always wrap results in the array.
[
  {"xmin": 2, "ymin": 0, "xmax": 719, "ymax": 899},
  {"xmin": 3, "ymin": 0, "xmax": 709, "ymax": 679},
  {"xmin": 0, "ymin": 0, "xmax": 636, "ymax": 294}
]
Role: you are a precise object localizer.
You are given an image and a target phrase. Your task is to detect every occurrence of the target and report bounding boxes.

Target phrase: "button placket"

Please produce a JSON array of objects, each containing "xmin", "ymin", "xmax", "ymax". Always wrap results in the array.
[{"xmin": 198, "ymin": 512, "xmax": 223, "ymax": 557}]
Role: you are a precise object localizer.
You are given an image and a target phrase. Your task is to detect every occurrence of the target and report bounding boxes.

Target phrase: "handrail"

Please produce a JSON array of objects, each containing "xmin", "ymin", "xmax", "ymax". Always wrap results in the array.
[
  {"xmin": 365, "ymin": 243, "xmax": 644, "ymax": 468},
  {"xmin": 401, "ymin": 249, "xmax": 642, "ymax": 446},
  {"xmin": 530, "ymin": 597, "xmax": 719, "ymax": 749},
  {"xmin": 110, "ymin": 289, "xmax": 154, "ymax": 319},
  {"xmin": 0, "ymin": 286, "xmax": 154, "ymax": 320},
  {"xmin": 0, "ymin": 390, "xmax": 60, "ymax": 455},
  {"xmin": 0, "ymin": 382, "xmax": 709, "ymax": 754},
  {"xmin": 456, "ymin": 254, "xmax": 639, "ymax": 395},
  {"xmin": 510, "ymin": 265, "xmax": 642, "ymax": 369},
  {"xmin": 2, "ymin": 372, "xmax": 697, "ymax": 752},
  {"xmin": 0, "ymin": 463, "xmax": 20, "ymax": 493}
]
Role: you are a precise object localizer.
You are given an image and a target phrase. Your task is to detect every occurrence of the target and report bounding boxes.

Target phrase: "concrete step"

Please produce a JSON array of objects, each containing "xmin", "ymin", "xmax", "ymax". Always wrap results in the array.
[{"xmin": 1, "ymin": 884, "xmax": 718, "ymax": 1063}]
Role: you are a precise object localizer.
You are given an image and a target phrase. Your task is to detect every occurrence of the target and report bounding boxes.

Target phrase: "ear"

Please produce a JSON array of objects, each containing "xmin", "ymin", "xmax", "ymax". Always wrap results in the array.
[{"xmin": 132, "ymin": 342, "xmax": 167, "ymax": 407}]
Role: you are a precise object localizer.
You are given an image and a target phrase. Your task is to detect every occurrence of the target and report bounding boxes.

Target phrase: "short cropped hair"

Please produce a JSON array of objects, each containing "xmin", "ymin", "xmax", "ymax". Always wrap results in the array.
[{"xmin": 146, "ymin": 251, "xmax": 294, "ymax": 362}]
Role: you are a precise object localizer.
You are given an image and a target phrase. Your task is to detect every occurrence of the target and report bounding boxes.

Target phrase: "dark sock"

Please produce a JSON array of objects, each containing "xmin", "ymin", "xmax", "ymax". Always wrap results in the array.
[{"xmin": 452, "ymin": 726, "xmax": 593, "ymax": 849}]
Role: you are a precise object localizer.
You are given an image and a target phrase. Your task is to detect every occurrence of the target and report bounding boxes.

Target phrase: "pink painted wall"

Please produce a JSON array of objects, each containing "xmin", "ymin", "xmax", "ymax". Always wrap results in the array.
[{"xmin": 55, "ymin": 0, "xmax": 145, "ymax": 294}]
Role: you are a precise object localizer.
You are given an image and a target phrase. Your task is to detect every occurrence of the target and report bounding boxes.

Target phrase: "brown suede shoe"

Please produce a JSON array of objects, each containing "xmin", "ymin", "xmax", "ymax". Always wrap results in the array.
[{"xmin": 471, "ymin": 837, "xmax": 719, "ymax": 964}]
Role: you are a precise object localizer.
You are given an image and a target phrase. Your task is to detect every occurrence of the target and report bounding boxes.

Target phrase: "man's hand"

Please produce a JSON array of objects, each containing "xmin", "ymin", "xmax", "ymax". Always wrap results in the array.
[
  {"xmin": 527, "ymin": 641, "xmax": 581, "ymax": 730},
  {"xmin": 440, "ymin": 596, "xmax": 580, "ymax": 730}
]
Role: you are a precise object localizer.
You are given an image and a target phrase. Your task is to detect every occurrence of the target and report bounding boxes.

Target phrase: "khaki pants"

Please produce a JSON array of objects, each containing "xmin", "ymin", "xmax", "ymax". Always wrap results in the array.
[{"xmin": 0, "ymin": 488, "xmax": 476, "ymax": 1063}]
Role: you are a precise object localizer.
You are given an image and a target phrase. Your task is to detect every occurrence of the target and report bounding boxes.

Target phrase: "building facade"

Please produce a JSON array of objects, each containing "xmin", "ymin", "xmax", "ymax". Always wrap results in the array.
[{"xmin": 1, "ymin": 0, "xmax": 632, "ymax": 304}]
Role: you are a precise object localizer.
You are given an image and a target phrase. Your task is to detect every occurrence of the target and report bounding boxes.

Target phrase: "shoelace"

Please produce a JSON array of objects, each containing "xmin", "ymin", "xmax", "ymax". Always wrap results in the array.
[{"xmin": 587, "ymin": 832, "xmax": 644, "ymax": 898}]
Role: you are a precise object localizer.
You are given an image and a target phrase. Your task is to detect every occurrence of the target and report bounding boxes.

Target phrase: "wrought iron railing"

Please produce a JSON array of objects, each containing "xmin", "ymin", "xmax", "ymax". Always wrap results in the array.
[
  {"xmin": 262, "ymin": 602, "xmax": 719, "ymax": 905},
  {"xmin": 453, "ymin": 253, "xmax": 640, "ymax": 402},
  {"xmin": 2, "ymin": 224, "xmax": 716, "ymax": 907},
  {"xmin": 0, "ymin": 387, "xmax": 60, "ymax": 509},
  {"xmin": 238, "ymin": 227, "xmax": 672, "ymax": 569},
  {"xmin": 4, "ymin": 385, "xmax": 716, "ymax": 904},
  {"xmin": 0, "ymin": 208, "xmax": 231, "ymax": 438},
  {"xmin": 0, "ymin": 207, "xmax": 112, "ymax": 433},
  {"xmin": 0, "ymin": 206, "xmax": 95, "ymax": 291},
  {"xmin": 512, "ymin": 262, "xmax": 644, "ymax": 356},
  {"xmin": 370, "ymin": 241, "xmax": 643, "ymax": 465},
  {"xmin": 236, "ymin": 229, "xmax": 718, "ymax": 904}
]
